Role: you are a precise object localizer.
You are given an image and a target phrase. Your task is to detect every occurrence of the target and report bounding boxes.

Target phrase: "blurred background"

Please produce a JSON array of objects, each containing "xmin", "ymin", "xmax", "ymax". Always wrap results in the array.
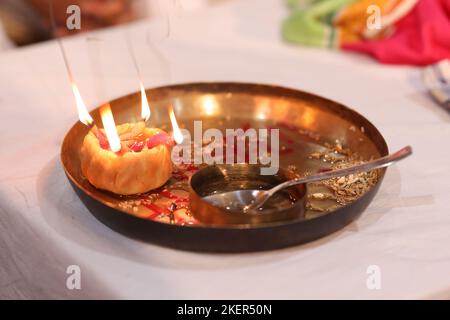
[
  {"xmin": 0, "ymin": 1, "xmax": 449, "ymax": 68},
  {"xmin": 0, "ymin": 0, "xmax": 225, "ymax": 48}
]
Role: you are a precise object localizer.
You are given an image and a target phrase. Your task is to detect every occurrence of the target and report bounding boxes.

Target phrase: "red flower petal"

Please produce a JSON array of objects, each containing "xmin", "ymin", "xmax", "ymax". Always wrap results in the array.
[{"xmin": 147, "ymin": 132, "xmax": 169, "ymax": 149}]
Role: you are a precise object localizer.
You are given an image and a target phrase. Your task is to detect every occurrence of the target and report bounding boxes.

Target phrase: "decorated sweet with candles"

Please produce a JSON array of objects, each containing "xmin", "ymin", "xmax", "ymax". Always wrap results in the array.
[
  {"xmin": 79, "ymin": 100, "xmax": 177, "ymax": 195},
  {"xmin": 80, "ymin": 119, "xmax": 173, "ymax": 195}
]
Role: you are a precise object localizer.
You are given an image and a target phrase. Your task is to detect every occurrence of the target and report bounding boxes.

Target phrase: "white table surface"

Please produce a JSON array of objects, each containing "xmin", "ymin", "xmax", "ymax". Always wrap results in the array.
[{"xmin": 1, "ymin": 0, "xmax": 449, "ymax": 299}]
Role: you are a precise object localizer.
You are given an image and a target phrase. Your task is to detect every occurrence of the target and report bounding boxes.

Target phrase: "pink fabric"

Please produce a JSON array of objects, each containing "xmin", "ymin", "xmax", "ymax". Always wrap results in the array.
[{"xmin": 343, "ymin": 0, "xmax": 450, "ymax": 66}]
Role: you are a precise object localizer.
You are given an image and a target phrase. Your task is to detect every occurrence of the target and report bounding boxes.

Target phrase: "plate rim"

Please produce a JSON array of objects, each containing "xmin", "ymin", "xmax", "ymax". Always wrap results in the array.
[{"xmin": 61, "ymin": 81, "xmax": 389, "ymax": 231}]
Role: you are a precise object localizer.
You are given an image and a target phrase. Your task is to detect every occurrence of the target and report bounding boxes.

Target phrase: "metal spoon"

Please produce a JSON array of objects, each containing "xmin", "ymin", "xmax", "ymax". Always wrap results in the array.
[{"xmin": 203, "ymin": 146, "xmax": 412, "ymax": 212}]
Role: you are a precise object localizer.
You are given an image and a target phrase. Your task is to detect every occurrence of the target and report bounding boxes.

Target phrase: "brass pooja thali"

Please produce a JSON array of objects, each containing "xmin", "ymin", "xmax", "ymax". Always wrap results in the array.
[{"xmin": 61, "ymin": 82, "xmax": 388, "ymax": 252}]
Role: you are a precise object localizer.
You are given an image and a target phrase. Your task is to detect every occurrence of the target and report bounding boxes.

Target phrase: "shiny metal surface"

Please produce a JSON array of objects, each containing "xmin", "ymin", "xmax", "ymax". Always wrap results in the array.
[
  {"xmin": 202, "ymin": 146, "xmax": 411, "ymax": 214},
  {"xmin": 61, "ymin": 82, "xmax": 389, "ymax": 252},
  {"xmin": 189, "ymin": 164, "xmax": 306, "ymax": 225}
]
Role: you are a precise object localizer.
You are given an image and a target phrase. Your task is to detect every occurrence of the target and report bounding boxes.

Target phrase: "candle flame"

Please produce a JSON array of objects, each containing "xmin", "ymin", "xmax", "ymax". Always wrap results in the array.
[
  {"xmin": 169, "ymin": 105, "xmax": 183, "ymax": 144},
  {"xmin": 72, "ymin": 81, "xmax": 93, "ymax": 126},
  {"xmin": 100, "ymin": 104, "xmax": 121, "ymax": 153},
  {"xmin": 140, "ymin": 82, "xmax": 151, "ymax": 121}
]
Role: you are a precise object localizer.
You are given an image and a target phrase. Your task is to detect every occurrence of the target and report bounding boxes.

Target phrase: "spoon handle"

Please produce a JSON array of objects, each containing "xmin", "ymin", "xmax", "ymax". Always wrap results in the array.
[{"xmin": 269, "ymin": 146, "xmax": 413, "ymax": 196}]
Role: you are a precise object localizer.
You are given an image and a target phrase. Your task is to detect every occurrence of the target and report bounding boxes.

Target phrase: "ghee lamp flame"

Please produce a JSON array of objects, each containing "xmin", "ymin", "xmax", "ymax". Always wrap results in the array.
[
  {"xmin": 72, "ymin": 82, "xmax": 93, "ymax": 126},
  {"xmin": 169, "ymin": 105, "xmax": 183, "ymax": 144},
  {"xmin": 140, "ymin": 82, "xmax": 151, "ymax": 122},
  {"xmin": 100, "ymin": 104, "xmax": 122, "ymax": 153}
]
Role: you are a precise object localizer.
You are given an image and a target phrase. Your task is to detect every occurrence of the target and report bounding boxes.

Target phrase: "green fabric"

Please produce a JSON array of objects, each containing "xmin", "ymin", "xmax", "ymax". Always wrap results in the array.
[
  {"xmin": 282, "ymin": 0, "xmax": 358, "ymax": 48},
  {"xmin": 286, "ymin": 0, "xmax": 325, "ymax": 10}
]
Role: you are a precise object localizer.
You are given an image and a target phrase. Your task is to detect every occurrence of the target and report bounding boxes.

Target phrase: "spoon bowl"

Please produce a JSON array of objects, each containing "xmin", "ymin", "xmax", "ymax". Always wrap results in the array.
[{"xmin": 202, "ymin": 190, "xmax": 262, "ymax": 212}]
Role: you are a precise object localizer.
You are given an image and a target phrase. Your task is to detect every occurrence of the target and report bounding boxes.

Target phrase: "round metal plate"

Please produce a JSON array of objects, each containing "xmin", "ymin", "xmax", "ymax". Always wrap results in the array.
[{"xmin": 61, "ymin": 82, "xmax": 388, "ymax": 252}]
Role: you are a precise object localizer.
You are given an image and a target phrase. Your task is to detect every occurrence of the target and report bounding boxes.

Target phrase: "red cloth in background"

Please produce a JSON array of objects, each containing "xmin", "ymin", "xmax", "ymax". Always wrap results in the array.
[{"xmin": 343, "ymin": 0, "xmax": 450, "ymax": 66}]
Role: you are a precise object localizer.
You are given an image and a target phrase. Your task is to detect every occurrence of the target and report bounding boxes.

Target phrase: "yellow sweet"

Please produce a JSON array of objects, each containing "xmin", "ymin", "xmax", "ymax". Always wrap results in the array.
[{"xmin": 80, "ymin": 123, "xmax": 172, "ymax": 195}]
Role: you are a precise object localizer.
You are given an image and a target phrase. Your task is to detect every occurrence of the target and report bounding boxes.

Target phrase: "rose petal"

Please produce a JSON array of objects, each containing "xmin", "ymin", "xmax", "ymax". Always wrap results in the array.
[
  {"xmin": 129, "ymin": 141, "xmax": 145, "ymax": 152},
  {"xmin": 147, "ymin": 132, "xmax": 169, "ymax": 149},
  {"xmin": 95, "ymin": 130, "xmax": 110, "ymax": 150}
]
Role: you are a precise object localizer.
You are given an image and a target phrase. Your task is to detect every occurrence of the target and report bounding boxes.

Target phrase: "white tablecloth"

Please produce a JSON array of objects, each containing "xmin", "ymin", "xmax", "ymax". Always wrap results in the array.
[{"xmin": 1, "ymin": 0, "xmax": 449, "ymax": 299}]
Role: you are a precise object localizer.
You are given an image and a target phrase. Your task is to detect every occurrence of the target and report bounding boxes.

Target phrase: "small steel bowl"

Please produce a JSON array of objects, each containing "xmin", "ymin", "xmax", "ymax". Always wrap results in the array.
[{"xmin": 189, "ymin": 164, "xmax": 307, "ymax": 226}]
